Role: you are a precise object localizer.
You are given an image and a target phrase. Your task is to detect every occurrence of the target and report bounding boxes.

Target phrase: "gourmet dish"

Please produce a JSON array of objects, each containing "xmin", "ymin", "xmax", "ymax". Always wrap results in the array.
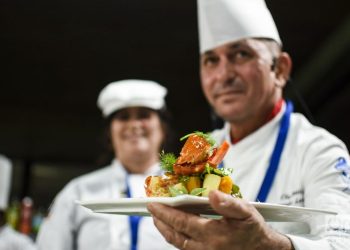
[{"xmin": 145, "ymin": 131, "xmax": 241, "ymax": 197}]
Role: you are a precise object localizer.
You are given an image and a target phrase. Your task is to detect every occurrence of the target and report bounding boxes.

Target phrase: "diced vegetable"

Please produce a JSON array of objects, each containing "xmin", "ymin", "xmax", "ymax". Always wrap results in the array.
[
  {"xmin": 190, "ymin": 188, "xmax": 206, "ymax": 196},
  {"xmin": 202, "ymin": 174, "xmax": 221, "ymax": 196},
  {"xmin": 186, "ymin": 176, "xmax": 202, "ymax": 193},
  {"xmin": 169, "ymin": 183, "xmax": 188, "ymax": 197},
  {"xmin": 232, "ymin": 184, "xmax": 242, "ymax": 198},
  {"xmin": 219, "ymin": 176, "xmax": 233, "ymax": 194}
]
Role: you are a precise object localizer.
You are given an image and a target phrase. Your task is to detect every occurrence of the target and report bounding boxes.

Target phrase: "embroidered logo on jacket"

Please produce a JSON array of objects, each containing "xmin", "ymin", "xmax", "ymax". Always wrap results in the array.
[
  {"xmin": 335, "ymin": 157, "xmax": 350, "ymax": 193},
  {"xmin": 280, "ymin": 189, "xmax": 304, "ymax": 206}
]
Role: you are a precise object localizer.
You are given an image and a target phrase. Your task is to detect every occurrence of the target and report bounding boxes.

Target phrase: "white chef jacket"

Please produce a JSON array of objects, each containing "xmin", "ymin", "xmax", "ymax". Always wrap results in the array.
[
  {"xmin": 211, "ymin": 102, "xmax": 350, "ymax": 249},
  {"xmin": 0, "ymin": 224, "xmax": 36, "ymax": 250},
  {"xmin": 36, "ymin": 160, "xmax": 176, "ymax": 250}
]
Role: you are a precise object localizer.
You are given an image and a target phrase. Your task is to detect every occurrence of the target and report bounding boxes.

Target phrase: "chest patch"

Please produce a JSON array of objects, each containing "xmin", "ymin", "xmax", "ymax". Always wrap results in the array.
[{"xmin": 335, "ymin": 157, "xmax": 350, "ymax": 193}]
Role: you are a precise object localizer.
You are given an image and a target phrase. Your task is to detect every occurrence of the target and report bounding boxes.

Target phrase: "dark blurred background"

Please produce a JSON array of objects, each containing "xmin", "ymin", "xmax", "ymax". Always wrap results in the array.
[{"xmin": 0, "ymin": 0, "xmax": 349, "ymax": 210}]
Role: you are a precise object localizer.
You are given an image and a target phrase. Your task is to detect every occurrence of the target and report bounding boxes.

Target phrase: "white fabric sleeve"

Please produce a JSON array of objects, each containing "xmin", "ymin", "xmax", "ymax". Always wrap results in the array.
[
  {"xmin": 289, "ymin": 137, "xmax": 350, "ymax": 249},
  {"xmin": 0, "ymin": 225, "xmax": 37, "ymax": 250},
  {"xmin": 36, "ymin": 181, "xmax": 78, "ymax": 250}
]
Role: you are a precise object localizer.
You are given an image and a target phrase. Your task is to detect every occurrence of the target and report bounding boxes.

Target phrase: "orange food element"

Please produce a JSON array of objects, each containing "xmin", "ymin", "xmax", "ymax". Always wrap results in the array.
[
  {"xmin": 208, "ymin": 141, "xmax": 230, "ymax": 167},
  {"xmin": 186, "ymin": 176, "xmax": 202, "ymax": 193},
  {"xmin": 173, "ymin": 162, "xmax": 207, "ymax": 175},
  {"xmin": 176, "ymin": 134, "xmax": 211, "ymax": 164},
  {"xmin": 219, "ymin": 176, "xmax": 233, "ymax": 194},
  {"xmin": 173, "ymin": 135, "xmax": 229, "ymax": 175}
]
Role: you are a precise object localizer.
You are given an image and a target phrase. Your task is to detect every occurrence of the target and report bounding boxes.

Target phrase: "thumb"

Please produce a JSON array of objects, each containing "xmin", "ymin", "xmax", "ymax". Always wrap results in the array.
[{"xmin": 209, "ymin": 190, "xmax": 252, "ymax": 219}]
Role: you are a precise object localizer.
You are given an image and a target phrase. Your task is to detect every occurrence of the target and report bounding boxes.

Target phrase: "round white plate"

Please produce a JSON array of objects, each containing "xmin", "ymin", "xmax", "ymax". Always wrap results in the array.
[{"xmin": 77, "ymin": 195, "xmax": 337, "ymax": 222}]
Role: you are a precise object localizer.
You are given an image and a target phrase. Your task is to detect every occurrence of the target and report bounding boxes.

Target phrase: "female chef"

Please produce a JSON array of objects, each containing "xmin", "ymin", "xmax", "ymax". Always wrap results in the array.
[{"xmin": 36, "ymin": 79, "xmax": 176, "ymax": 250}]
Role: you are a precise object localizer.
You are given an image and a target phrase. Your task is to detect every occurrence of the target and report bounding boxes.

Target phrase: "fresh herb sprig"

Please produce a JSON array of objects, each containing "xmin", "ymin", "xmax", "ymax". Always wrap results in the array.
[
  {"xmin": 159, "ymin": 151, "xmax": 176, "ymax": 172},
  {"xmin": 180, "ymin": 131, "xmax": 215, "ymax": 146}
]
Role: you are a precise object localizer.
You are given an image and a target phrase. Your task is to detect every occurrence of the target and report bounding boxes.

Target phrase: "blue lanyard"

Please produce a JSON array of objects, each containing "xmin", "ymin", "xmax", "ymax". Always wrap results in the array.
[
  {"xmin": 218, "ymin": 101, "xmax": 293, "ymax": 202},
  {"xmin": 126, "ymin": 176, "xmax": 142, "ymax": 250},
  {"xmin": 256, "ymin": 101, "xmax": 293, "ymax": 202}
]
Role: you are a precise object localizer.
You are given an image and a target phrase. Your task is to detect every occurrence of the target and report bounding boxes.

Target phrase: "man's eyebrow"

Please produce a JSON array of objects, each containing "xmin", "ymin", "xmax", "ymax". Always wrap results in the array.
[
  {"xmin": 202, "ymin": 50, "xmax": 215, "ymax": 57},
  {"xmin": 228, "ymin": 42, "xmax": 245, "ymax": 50}
]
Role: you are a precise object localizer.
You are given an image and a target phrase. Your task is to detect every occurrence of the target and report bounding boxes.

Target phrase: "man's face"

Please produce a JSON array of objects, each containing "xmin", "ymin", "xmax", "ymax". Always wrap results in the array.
[{"xmin": 200, "ymin": 39, "xmax": 282, "ymax": 124}]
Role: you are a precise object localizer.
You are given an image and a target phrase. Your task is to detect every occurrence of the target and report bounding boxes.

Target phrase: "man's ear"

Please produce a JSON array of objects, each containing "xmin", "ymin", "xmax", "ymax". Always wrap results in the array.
[{"xmin": 274, "ymin": 52, "xmax": 292, "ymax": 88}]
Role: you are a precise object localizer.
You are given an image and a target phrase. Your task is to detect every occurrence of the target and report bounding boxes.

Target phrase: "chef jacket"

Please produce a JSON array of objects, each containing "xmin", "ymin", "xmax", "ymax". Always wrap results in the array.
[
  {"xmin": 0, "ymin": 224, "xmax": 36, "ymax": 250},
  {"xmin": 211, "ymin": 102, "xmax": 350, "ymax": 249},
  {"xmin": 36, "ymin": 160, "xmax": 176, "ymax": 250}
]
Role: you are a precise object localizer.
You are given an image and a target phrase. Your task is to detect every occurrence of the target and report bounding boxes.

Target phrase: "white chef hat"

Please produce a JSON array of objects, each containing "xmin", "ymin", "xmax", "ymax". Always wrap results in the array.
[
  {"xmin": 197, "ymin": 0, "xmax": 281, "ymax": 53},
  {"xmin": 0, "ymin": 155, "xmax": 12, "ymax": 211},
  {"xmin": 97, "ymin": 79, "xmax": 167, "ymax": 117}
]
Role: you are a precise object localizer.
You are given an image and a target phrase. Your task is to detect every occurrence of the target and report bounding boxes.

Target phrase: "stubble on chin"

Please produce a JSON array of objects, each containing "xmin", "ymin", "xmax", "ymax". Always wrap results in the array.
[{"xmin": 213, "ymin": 99, "xmax": 246, "ymax": 123}]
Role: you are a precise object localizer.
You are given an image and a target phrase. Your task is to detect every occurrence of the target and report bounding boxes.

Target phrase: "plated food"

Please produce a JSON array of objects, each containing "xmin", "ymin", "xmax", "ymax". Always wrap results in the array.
[{"xmin": 145, "ymin": 131, "xmax": 241, "ymax": 197}]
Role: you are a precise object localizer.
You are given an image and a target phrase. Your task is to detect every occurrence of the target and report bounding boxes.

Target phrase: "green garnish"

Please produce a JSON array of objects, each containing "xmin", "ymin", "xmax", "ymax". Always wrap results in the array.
[
  {"xmin": 180, "ymin": 131, "xmax": 216, "ymax": 146},
  {"xmin": 232, "ymin": 184, "xmax": 242, "ymax": 198},
  {"xmin": 190, "ymin": 188, "xmax": 206, "ymax": 196},
  {"xmin": 179, "ymin": 175, "xmax": 190, "ymax": 183},
  {"xmin": 159, "ymin": 151, "xmax": 176, "ymax": 172},
  {"xmin": 220, "ymin": 168, "xmax": 234, "ymax": 176},
  {"xmin": 205, "ymin": 163, "xmax": 211, "ymax": 174},
  {"xmin": 169, "ymin": 184, "xmax": 188, "ymax": 197},
  {"xmin": 200, "ymin": 164, "xmax": 233, "ymax": 179}
]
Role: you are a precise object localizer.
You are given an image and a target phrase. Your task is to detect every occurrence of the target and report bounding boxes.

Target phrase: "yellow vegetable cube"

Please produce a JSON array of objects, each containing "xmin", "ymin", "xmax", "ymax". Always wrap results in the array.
[{"xmin": 219, "ymin": 176, "xmax": 233, "ymax": 194}]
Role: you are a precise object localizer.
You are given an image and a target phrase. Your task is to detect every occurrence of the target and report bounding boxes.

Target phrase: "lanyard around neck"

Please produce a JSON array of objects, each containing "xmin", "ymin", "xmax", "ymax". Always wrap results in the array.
[
  {"xmin": 126, "ymin": 175, "xmax": 142, "ymax": 250},
  {"xmin": 218, "ymin": 101, "xmax": 293, "ymax": 202},
  {"xmin": 256, "ymin": 101, "xmax": 293, "ymax": 202}
]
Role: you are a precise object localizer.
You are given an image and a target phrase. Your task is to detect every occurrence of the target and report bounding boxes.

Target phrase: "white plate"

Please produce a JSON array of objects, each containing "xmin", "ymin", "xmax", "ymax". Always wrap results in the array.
[{"xmin": 77, "ymin": 195, "xmax": 337, "ymax": 222}]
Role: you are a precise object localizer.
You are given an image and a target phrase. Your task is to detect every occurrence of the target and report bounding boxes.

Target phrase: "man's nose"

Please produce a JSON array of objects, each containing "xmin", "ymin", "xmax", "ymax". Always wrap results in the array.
[{"xmin": 216, "ymin": 59, "xmax": 236, "ymax": 82}]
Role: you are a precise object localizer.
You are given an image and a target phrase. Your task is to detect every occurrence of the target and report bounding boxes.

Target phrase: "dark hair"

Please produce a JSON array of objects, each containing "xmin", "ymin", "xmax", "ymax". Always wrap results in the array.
[
  {"xmin": 257, "ymin": 38, "xmax": 282, "ymax": 67},
  {"xmin": 96, "ymin": 107, "xmax": 174, "ymax": 167}
]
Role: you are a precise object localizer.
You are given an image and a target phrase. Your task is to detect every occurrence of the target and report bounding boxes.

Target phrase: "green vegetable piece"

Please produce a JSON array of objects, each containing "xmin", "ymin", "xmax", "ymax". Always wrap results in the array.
[
  {"xmin": 190, "ymin": 188, "xmax": 206, "ymax": 196},
  {"xmin": 212, "ymin": 168, "xmax": 224, "ymax": 176},
  {"xmin": 169, "ymin": 183, "xmax": 188, "ymax": 197},
  {"xmin": 232, "ymin": 184, "xmax": 242, "ymax": 198},
  {"xmin": 159, "ymin": 151, "xmax": 176, "ymax": 172},
  {"xmin": 205, "ymin": 163, "xmax": 211, "ymax": 174},
  {"xmin": 201, "ymin": 164, "xmax": 233, "ymax": 178}
]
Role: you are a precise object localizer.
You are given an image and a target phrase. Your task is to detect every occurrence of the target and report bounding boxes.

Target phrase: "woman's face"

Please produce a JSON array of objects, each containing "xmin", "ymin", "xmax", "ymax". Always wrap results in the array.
[{"xmin": 110, "ymin": 107, "xmax": 164, "ymax": 166}]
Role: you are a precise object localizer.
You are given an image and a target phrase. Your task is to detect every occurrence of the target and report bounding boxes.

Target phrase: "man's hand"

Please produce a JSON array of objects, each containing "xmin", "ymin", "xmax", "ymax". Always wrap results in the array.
[{"xmin": 147, "ymin": 190, "xmax": 293, "ymax": 250}]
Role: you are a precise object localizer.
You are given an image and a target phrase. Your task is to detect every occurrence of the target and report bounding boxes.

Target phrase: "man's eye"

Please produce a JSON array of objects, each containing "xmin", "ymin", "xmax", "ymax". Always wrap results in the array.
[
  {"xmin": 202, "ymin": 56, "xmax": 219, "ymax": 66},
  {"xmin": 237, "ymin": 51, "xmax": 250, "ymax": 58},
  {"xmin": 229, "ymin": 50, "xmax": 252, "ymax": 63}
]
